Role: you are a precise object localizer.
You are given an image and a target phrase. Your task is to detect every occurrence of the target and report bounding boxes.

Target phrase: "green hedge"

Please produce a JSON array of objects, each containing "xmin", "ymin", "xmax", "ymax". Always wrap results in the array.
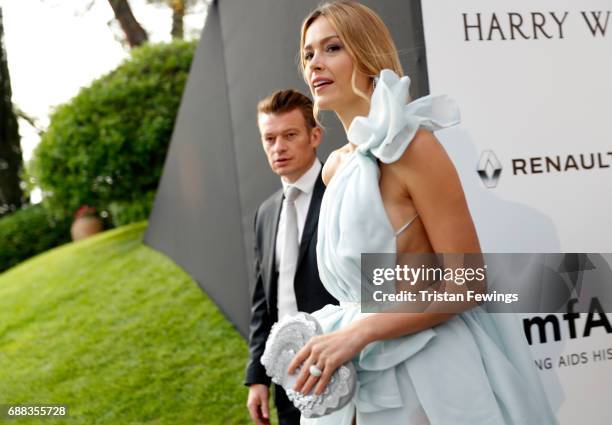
[
  {"xmin": 0, "ymin": 204, "xmax": 71, "ymax": 273},
  {"xmin": 109, "ymin": 191, "xmax": 156, "ymax": 227},
  {"xmin": 29, "ymin": 41, "xmax": 196, "ymax": 218}
]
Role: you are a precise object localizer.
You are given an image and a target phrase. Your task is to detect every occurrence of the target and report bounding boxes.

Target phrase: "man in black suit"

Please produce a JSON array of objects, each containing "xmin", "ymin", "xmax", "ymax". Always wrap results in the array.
[{"xmin": 245, "ymin": 90, "xmax": 337, "ymax": 425}]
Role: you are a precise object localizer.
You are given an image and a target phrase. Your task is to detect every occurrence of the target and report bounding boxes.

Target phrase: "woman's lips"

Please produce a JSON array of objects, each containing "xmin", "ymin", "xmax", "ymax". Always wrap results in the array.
[{"xmin": 314, "ymin": 82, "xmax": 333, "ymax": 94}]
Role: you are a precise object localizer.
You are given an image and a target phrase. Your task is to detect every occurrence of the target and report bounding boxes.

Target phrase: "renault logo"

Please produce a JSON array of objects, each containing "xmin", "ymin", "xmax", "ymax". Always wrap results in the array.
[{"xmin": 477, "ymin": 150, "xmax": 502, "ymax": 188}]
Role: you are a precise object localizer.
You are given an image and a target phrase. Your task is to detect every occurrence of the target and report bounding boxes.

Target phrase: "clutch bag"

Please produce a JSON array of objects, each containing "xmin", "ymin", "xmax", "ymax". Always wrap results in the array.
[{"xmin": 260, "ymin": 312, "xmax": 356, "ymax": 418}]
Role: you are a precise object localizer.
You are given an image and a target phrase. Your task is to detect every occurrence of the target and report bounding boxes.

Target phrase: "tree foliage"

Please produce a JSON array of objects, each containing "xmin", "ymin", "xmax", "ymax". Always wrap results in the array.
[
  {"xmin": 0, "ymin": 204, "xmax": 71, "ymax": 273},
  {"xmin": 29, "ymin": 40, "xmax": 196, "ymax": 218}
]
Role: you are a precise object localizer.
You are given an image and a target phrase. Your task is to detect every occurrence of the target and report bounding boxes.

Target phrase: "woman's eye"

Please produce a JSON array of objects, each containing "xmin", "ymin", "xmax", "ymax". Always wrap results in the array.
[
  {"xmin": 304, "ymin": 51, "xmax": 313, "ymax": 61},
  {"xmin": 326, "ymin": 44, "xmax": 341, "ymax": 52}
]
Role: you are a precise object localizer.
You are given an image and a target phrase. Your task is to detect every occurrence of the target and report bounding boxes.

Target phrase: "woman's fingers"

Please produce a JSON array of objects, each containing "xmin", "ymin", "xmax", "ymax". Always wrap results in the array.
[
  {"xmin": 287, "ymin": 343, "xmax": 311, "ymax": 374},
  {"xmin": 288, "ymin": 336, "xmax": 343, "ymax": 394},
  {"xmin": 300, "ymin": 370, "xmax": 321, "ymax": 395},
  {"xmin": 314, "ymin": 364, "xmax": 334, "ymax": 395},
  {"xmin": 298, "ymin": 358, "xmax": 337, "ymax": 395},
  {"xmin": 292, "ymin": 357, "xmax": 315, "ymax": 392}
]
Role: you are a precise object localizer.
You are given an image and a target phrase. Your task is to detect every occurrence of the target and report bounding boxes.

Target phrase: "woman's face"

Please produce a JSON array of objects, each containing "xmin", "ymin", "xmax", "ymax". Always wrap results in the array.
[{"xmin": 303, "ymin": 16, "xmax": 370, "ymax": 113}]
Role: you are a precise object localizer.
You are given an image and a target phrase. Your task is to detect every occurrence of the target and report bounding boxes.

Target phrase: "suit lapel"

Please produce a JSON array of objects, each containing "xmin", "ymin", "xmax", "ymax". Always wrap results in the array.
[
  {"xmin": 264, "ymin": 190, "xmax": 283, "ymax": 301},
  {"xmin": 296, "ymin": 172, "xmax": 324, "ymax": 268}
]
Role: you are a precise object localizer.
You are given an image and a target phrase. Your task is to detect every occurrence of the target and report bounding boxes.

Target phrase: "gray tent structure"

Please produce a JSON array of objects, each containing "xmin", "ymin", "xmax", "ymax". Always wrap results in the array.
[{"xmin": 144, "ymin": 0, "xmax": 429, "ymax": 338}]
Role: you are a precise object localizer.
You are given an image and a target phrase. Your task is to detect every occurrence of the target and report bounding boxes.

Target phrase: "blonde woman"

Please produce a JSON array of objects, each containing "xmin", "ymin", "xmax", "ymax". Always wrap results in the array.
[{"xmin": 283, "ymin": 1, "xmax": 559, "ymax": 424}]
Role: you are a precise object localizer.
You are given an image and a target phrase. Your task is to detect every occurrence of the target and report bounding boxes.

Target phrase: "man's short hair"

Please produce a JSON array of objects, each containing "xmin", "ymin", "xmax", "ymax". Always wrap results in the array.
[{"xmin": 257, "ymin": 89, "xmax": 317, "ymax": 130}]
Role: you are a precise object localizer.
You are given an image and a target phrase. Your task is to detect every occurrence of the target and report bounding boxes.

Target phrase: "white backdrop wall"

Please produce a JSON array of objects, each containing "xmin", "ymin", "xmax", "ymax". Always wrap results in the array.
[{"xmin": 421, "ymin": 1, "xmax": 612, "ymax": 424}]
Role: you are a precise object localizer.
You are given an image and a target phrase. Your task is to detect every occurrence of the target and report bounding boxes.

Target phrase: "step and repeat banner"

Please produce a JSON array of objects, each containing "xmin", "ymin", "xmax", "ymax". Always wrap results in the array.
[{"xmin": 421, "ymin": 1, "xmax": 612, "ymax": 424}]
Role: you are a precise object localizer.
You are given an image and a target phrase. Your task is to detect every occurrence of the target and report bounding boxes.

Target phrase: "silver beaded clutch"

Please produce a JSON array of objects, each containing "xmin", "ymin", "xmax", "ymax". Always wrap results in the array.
[{"xmin": 260, "ymin": 312, "xmax": 356, "ymax": 418}]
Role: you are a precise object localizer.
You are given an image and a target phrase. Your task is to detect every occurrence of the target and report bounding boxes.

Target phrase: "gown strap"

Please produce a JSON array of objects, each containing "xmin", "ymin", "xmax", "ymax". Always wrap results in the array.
[{"xmin": 394, "ymin": 213, "xmax": 419, "ymax": 236}]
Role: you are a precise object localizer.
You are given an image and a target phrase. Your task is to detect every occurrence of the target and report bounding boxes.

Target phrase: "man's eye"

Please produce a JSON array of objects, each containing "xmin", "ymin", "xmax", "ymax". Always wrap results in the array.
[{"xmin": 287, "ymin": 133, "xmax": 296, "ymax": 139}]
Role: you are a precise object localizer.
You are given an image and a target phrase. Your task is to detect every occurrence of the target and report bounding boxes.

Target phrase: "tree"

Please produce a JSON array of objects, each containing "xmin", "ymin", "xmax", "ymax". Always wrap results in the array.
[
  {"xmin": 105, "ymin": 0, "xmax": 207, "ymax": 47},
  {"xmin": 169, "ymin": 0, "xmax": 185, "ymax": 39},
  {"xmin": 0, "ymin": 7, "xmax": 24, "ymax": 217},
  {"xmin": 106, "ymin": 0, "xmax": 148, "ymax": 48},
  {"xmin": 30, "ymin": 41, "xmax": 196, "ymax": 218},
  {"xmin": 146, "ymin": 0, "xmax": 207, "ymax": 40}
]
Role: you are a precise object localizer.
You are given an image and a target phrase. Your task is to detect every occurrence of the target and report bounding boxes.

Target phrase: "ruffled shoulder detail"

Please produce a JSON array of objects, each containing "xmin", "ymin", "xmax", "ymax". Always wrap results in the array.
[{"xmin": 347, "ymin": 69, "xmax": 461, "ymax": 164}]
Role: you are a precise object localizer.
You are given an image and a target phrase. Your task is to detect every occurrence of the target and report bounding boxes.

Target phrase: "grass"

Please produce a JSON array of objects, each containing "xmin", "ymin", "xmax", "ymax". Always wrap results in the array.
[{"xmin": 0, "ymin": 222, "xmax": 266, "ymax": 424}]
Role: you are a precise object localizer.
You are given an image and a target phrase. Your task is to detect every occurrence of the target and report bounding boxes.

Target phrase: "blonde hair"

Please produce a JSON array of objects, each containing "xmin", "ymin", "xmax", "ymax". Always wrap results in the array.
[{"xmin": 299, "ymin": 1, "xmax": 404, "ymax": 119}]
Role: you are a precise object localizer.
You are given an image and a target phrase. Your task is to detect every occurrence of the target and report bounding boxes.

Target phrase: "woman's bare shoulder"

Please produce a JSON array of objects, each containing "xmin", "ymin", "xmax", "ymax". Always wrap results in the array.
[
  {"xmin": 396, "ymin": 128, "xmax": 447, "ymax": 168},
  {"xmin": 322, "ymin": 145, "xmax": 353, "ymax": 186},
  {"xmin": 388, "ymin": 127, "xmax": 460, "ymax": 195},
  {"xmin": 407, "ymin": 127, "xmax": 440, "ymax": 154},
  {"xmin": 382, "ymin": 128, "xmax": 454, "ymax": 190}
]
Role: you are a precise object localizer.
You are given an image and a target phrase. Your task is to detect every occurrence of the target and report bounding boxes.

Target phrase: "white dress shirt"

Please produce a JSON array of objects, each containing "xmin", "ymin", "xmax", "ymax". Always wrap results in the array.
[{"xmin": 275, "ymin": 158, "xmax": 321, "ymax": 317}]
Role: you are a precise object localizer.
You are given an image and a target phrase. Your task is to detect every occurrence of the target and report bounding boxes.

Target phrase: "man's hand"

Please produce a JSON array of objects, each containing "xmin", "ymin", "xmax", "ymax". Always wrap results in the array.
[{"xmin": 246, "ymin": 383, "xmax": 270, "ymax": 425}]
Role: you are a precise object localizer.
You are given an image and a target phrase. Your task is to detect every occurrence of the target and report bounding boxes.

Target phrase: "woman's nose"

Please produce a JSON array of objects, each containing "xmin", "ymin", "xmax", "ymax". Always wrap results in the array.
[{"xmin": 308, "ymin": 51, "xmax": 324, "ymax": 72}]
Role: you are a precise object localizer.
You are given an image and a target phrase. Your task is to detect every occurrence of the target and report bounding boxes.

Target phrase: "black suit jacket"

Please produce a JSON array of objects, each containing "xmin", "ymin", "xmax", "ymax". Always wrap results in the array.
[{"xmin": 245, "ymin": 171, "xmax": 338, "ymax": 386}]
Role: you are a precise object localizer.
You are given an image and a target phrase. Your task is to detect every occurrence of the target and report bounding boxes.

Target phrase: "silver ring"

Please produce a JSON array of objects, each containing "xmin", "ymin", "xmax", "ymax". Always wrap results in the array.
[{"xmin": 309, "ymin": 364, "xmax": 323, "ymax": 377}]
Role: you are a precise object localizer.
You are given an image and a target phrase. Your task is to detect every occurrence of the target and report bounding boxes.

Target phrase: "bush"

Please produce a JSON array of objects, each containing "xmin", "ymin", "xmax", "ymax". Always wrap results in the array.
[
  {"xmin": 29, "ymin": 40, "xmax": 196, "ymax": 218},
  {"xmin": 0, "ymin": 204, "xmax": 71, "ymax": 273},
  {"xmin": 108, "ymin": 191, "xmax": 156, "ymax": 227}
]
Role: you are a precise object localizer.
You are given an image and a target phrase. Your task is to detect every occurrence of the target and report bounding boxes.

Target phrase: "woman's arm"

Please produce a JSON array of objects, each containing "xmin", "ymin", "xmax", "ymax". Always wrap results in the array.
[
  {"xmin": 288, "ymin": 130, "xmax": 483, "ymax": 395},
  {"xmin": 399, "ymin": 129, "xmax": 480, "ymax": 253}
]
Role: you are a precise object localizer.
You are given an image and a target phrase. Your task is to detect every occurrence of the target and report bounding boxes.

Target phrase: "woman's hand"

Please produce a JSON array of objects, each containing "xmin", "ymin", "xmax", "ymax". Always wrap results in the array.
[{"xmin": 286, "ymin": 325, "xmax": 368, "ymax": 396}]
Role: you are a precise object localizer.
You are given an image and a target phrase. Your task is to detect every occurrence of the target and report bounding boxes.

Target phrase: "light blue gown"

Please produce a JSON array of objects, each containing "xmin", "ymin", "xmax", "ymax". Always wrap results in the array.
[{"xmin": 302, "ymin": 70, "xmax": 559, "ymax": 425}]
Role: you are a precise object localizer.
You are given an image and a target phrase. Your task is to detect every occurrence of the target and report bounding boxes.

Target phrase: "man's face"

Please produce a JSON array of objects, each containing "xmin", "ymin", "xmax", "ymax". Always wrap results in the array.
[{"xmin": 258, "ymin": 108, "xmax": 321, "ymax": 183}]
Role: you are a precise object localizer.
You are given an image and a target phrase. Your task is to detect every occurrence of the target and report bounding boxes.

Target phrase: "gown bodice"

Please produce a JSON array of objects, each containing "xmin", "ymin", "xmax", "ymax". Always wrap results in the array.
[{"xmin": 316, "ymin": 69, "xmax": 461, "ymax": 304}]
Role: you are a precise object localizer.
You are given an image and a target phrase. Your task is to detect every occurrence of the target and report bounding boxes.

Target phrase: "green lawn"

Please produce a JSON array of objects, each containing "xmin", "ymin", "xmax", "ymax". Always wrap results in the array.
[{"xmin": 0, "ymin": 222, "xmax": 264, "ymax": 424}]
